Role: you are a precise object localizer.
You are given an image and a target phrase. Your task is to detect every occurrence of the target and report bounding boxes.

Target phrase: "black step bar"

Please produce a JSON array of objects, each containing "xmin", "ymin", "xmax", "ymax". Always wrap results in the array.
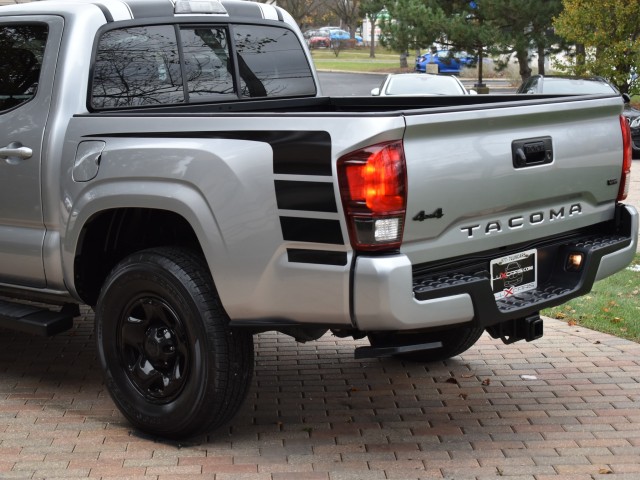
[
  {"xmin": 0, "ymin": 300, "xmax": 78, "ymax": 336},
  {"xmin": 355, "ymin": 340, "xmax": 443, "ymax": 359}
]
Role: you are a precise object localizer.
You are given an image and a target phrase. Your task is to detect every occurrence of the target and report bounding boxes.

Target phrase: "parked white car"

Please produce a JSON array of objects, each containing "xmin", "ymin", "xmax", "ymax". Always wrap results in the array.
[{"xmin": 371, "ymin": 73, "xmax": 474, "ymax": 96}]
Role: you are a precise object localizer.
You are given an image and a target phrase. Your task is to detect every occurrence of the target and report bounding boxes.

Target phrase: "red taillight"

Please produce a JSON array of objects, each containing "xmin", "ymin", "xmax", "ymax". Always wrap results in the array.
[
  {"xmin": 338, "ymin": 140, "xmax": 407, "ymax": 251},
  {"xmin": 619, "ymin": 115, "xmax": 632, "ymax": 201}
]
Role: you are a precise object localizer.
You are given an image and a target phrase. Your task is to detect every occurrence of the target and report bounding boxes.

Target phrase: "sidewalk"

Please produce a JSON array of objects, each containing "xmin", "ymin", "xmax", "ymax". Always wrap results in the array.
[{"xmin": 0, "ymin": 311, "xmax": 639, "ymax": 479}]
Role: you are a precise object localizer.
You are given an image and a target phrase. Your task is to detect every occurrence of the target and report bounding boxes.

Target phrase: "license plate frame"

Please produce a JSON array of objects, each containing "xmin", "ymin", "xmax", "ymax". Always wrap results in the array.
[{"xmin": 490, "ymin": 249, "xmax": 537, "ymax": 300}]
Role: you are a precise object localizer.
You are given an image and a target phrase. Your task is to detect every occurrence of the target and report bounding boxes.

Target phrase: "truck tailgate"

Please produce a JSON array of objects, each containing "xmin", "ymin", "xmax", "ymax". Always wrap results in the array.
[{"xmin": 400, "ymin": 96, "xmax": 626, "ymax": 265}]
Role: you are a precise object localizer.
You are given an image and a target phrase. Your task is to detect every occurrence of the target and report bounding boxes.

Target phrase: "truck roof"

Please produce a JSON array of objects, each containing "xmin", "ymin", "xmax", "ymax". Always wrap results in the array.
[{"xmin": 0, "ymin": 0, "xmax": 290, "ymax": 25}]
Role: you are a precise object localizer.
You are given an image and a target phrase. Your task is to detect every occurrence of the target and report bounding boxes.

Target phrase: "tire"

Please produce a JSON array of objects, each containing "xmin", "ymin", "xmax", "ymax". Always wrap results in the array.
[
  {"xmin": 368, "ymin": 325, "xmax": 484, "ymax": 363},
  {"xmin": 95, "ymin": 247, "xmax": 254, "ymax": 439}
]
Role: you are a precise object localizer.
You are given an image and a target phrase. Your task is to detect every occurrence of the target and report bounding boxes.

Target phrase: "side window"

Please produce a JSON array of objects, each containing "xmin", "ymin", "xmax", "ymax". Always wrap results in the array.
[
  {"xmin": 233, "ymin": 25, "xmax": 316, "ymax": 98},
  {"xmin": 525, "ymin": 78, "xmax": 538, "ymax": 94},
  {"xmin": 180, "ymin": 27, "xmax": 234, "ymax": 101},
  {"xmin": 92, "ymin": 25, "xmax": 183, "ymax": 108},
  {"xmin": 0, "ymin": 24, "xmax": 48, "ymax": 112}
]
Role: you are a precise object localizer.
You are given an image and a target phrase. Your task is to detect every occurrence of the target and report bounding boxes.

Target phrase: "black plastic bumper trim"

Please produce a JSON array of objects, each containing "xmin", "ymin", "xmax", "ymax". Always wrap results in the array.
[{"xmin": 412, "ymin": 208, "xmax": 634, "ymax": 330}]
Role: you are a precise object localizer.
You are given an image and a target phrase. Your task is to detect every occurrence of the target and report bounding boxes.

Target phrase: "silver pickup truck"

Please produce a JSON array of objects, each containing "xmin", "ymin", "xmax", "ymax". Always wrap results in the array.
[{"xmin": 0, "ymin": 0, "xmax": 637, "ymax": 439}]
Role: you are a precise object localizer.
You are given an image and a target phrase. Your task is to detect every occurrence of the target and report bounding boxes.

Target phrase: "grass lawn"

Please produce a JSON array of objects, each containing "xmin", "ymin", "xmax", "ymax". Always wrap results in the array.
[
  {"xmin": 543, "ymin": 253, "xmax": 640, "ymax": 342},
  {"xmin": 310, "ymin": 48, "xmax": 409, "ymax": 73}
]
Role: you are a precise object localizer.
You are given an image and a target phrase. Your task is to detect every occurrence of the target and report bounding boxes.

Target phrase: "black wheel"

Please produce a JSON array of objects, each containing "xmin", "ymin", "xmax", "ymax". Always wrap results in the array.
[
  {"xmin": 95, "ymin": 247, "xmax": 254, "ymax": 439},
  {"xmin": 368, "ymin": 326, "xmax": 484, "ymax": 363}
]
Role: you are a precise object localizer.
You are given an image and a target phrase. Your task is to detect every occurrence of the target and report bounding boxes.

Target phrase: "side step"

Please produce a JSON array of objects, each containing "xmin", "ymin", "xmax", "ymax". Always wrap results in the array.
[
  {"xmin": 355, "ymin": 340, "xmax": 443, "ymax": 359},
  {"xmin": 0, "ymin": 300, "xmax": 78, "ymax": 336}
]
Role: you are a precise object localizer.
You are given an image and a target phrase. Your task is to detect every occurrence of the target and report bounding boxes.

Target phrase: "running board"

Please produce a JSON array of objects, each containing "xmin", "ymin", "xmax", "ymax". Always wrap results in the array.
[
  {"xmin": 0, "ymin": 300, "xmax": 78, "ymax": 336},
  {"xmin": 355, "ymin": 340, "xmax": 442, "ymax": 359}
]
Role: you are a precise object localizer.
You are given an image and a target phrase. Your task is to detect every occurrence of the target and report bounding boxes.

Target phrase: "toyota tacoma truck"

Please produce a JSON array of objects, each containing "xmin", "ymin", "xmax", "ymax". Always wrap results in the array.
[{"xmin": 0, "ymin": 0, "xmax": 637, "ymax": 439}]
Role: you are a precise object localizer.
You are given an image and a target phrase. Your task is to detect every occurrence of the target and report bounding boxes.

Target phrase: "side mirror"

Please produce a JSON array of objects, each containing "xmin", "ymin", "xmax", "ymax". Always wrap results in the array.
[
  {"xmin": 468, "ymin": 89, "xmax": 477, "ymax": 95},
  {"xmin": 371, "ymin": 87, "xmax": 381, "ymax": 96},
  {"xmin": 622, "ymin": 93, "xmax": 631, "ymax": 104}
]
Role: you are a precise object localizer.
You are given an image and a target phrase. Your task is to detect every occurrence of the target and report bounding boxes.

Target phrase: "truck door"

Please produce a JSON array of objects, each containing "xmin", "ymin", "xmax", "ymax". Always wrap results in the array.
[{"xmin": 0, "ymin": 17, "xmax": 62, "ymax": 287}]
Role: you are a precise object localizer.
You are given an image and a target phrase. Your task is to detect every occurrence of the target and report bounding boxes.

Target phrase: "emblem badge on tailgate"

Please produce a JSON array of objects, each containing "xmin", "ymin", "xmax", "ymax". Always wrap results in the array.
[{"xmin": 460, "ymin": 203, "xmax": 582, "ymax": 238}]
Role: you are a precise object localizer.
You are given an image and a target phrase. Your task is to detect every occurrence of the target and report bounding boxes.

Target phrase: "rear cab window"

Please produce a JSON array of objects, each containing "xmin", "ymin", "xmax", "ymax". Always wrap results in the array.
[
  {"xmin": 90, "ymin": 21, "xmax": 316, "ymax": 109},
  {"xmin": 0, "ymin": 24, "xmax": 48, "ymax": 112}
]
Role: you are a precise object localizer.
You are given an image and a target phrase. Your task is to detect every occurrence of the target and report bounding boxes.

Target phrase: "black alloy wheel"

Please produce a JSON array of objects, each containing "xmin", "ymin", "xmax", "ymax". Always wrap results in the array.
[{"xmin": 95, "ymin": 247, "xmax": 254, "ymax": 439}]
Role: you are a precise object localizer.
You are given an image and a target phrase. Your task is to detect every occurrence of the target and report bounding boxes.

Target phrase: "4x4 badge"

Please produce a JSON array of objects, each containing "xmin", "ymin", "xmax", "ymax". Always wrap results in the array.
[{"xmin": 413, "ymin": 208, "xmax": 444, "ymax": 221}]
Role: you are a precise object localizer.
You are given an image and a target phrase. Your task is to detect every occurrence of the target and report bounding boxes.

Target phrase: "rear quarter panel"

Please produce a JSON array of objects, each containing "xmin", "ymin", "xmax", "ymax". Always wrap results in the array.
[{"xmin": 62, "ymin": 113, "xmax": 405, "ymax": 325}]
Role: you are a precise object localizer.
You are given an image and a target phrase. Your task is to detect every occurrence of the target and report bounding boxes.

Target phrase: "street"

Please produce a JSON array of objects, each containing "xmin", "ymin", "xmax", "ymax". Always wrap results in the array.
[{"xmin": 317, "ymin": 71, "xmax": 517, "ymax": 96}]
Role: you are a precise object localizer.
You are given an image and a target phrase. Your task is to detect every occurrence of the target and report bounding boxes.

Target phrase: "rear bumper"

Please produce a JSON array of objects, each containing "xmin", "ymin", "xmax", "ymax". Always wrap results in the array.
[{"xmin": 353, "ymin": 204, "xmax": 638, "ymax": 331}]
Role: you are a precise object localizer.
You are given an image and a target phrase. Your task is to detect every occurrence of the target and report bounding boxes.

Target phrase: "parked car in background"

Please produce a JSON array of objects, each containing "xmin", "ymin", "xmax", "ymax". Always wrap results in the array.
[
  {"xmin": 318, "ymin": 26, "xmax": 363, "ymax": 46},
  {"xmin": 415, "ymin": 50, "xmax": 474, "ymax": 74},
  {"xmin": 371, "ymin": 73, "xmax": 473, "ymax": 96},
  {"xmin": 305, "ymin": 27, "xmax": 362, "ymax": 48},
  {"xmin": 307, "ymin": 32, "xmax": 330, "ymax": 48},
  {"xmin": 517, "ymin": 75, "xmax": 620, "ymax": 95},
  {"xmin": 303, "ymin": 29, "xmax": 329, "ymax": 48},
  {"xmin": 517, "ymin": 75, "xmax": 640, "ymax": 159}
]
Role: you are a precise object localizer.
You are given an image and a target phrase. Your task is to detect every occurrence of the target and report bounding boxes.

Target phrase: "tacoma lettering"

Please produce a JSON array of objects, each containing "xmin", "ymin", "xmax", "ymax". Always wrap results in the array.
[{"xmin": 460, "ymin": 203, "xmax": 583, "ymax": 238}]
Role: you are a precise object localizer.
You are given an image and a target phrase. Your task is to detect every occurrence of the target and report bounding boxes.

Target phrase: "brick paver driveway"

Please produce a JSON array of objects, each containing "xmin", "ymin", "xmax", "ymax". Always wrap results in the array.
[{"xmin": 1, "ymin": 313, "xmax": 639, "ymax": 480}]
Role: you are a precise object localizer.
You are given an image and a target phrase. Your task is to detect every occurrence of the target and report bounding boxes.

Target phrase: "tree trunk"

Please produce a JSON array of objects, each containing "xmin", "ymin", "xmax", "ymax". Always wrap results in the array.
[
  {"xmin": 400, "ymin": 51, "xmax": 408, "ymax": 69},
  {"xmin": 537, "ymin": 42, "xmax": 545, "ymax": 75},
  {"xmin": 369, "ymin": 15, "xmax": 376, "ymax": 58},
  {"xmin": 477, "ymin": 47, "xmax": 484, "ymax": 86},
  {"xmin": 516, "ymin": 49, "xmax": 532, "ymax": 84},
  {"xmin": 576, "ymin": 43, "xmax": 585, "ymax": 66}
]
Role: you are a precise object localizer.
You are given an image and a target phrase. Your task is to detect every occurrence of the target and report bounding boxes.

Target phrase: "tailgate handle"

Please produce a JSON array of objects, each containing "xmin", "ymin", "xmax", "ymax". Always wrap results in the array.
[{"xmin": 512, "ymin": 137, "xmax": 553, "ymax": 168}]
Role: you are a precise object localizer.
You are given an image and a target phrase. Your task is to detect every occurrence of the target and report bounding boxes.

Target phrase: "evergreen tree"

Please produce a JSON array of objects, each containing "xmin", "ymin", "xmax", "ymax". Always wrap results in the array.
[
  {"xmin": 379, "ymin": 0, "xmax": 448, "ymax": 68},
  {"xmin": 554, "ymin": 0, "xmax": 640, "ymax": 94},
  {"xmin": 359, "ymin": 0, "xmax": 386, "ymax": 57}
]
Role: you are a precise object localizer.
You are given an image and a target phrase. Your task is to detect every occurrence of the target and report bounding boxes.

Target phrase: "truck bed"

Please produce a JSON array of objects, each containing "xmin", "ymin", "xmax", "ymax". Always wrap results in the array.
[{"xmin": 89, "ymin": 93, "xmax": 618, "ymax": 115}]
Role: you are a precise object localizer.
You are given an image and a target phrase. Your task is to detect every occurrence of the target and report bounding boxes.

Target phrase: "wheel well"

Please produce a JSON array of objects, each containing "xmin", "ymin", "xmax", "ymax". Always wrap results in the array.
[{"xmin": 74, "ymin": 208, "xmax": 202, "ymax": 306}]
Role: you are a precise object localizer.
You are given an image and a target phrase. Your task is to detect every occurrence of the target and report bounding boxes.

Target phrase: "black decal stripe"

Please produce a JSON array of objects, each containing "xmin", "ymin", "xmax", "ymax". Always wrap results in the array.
[
  {"xmin": 223, "ymin": 1, "xmax": 264, "ymax": 18},
  {"xmin": 264, "ymin": 131, "xmax": 331, "ymax": 175},
  {"xmin": 275, "ymin": 180, "xmax": 337, "ymax": 213},
  {"xmin": 280, "ymin": 217, "xmax": 343, "ymax": 245},
  {"xmin": 95, "ymin": 3, "xmax": 114, "ymax": 22},
  {"xmin": 126, "ymin": 0, "xmax": 174, "ymax": 18},
  {"xmin": 287, "ymin": 249, "xmax": 347, "ymax": 266},
  {"xmin": 85, "ymin": 131, "xmax": 332, "ymax": 176}
]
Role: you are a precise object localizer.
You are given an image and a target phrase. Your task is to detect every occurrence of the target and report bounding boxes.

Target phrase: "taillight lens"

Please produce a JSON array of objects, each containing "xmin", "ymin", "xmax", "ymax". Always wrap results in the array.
[
  {"xmin": 619, "ymin": 115, "xmax": 632, "ymax": 201},
  {"xmin": 338, "ymin": 140, "xmax": 407, "ymax": 251}
]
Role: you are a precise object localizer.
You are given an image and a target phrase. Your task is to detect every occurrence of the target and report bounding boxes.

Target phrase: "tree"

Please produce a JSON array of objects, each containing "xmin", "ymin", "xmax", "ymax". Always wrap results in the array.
[
  {"xmin": 435, "ymin": 0, "xmax": 563, "ymax": 85},
  {"xmin": 554, "ymin": 0, "xmax": 640, "ymax": 95},
  {"xmin": 438, "ymin": 0, "xmax": 497, "ymax": 87},
  {"xmin": 528, "ymin": 0, "xmax": 565, "ymax": 75},
  {"xmin": 475, "ymin": 0, "xmax": 562, "ymax": 83},
  {"xmin": 359, "ymin": 0, "xmax": 386, "ymax": 57},
  {"xmin": 379, "ymin": 0, "xmax": 448, "ymax": 68},
  {"xmin": 330, "ymin": 0, "xmax": 362, "ymax": 40},
  {"xmin": 258, "ymin": 0, "xmax": 331, "ymax": 31}
]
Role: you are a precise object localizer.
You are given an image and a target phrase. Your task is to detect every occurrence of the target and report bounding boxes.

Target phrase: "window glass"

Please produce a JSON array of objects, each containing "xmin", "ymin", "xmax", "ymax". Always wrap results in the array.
[
  {"xmin": 180, "ymin": 27, "xmax": 235, "ymax": 101},
  {"xmin": 92, "ymin": 25, "xmax": 183, "ymax": 108},
  {"xmin": 542, "ymin": 78, "xmax": 616, "ymax": 95},
  {"xmin": 385, "ymin": 75, "xmax": 465, "ymax": 95},
  {"xmin": 0, "ymin": 24, "xmax": 48, "ymax": 112},
  {"xmin": 233, "ymin": 25, "xmax": 316, "ymax": 98}
]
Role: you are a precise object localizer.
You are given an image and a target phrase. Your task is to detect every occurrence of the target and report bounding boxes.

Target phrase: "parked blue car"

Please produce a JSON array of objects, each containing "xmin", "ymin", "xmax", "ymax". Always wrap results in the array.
[{"xmin": 415, "ymin": 50, "xmax": 473, "ymax": 74}]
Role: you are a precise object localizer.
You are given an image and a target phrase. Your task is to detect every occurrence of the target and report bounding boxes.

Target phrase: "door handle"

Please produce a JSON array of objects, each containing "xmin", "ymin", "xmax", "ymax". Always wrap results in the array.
[{"xmin": 0, "ymin": 142, "xmax": 33, "ymax": 164}]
